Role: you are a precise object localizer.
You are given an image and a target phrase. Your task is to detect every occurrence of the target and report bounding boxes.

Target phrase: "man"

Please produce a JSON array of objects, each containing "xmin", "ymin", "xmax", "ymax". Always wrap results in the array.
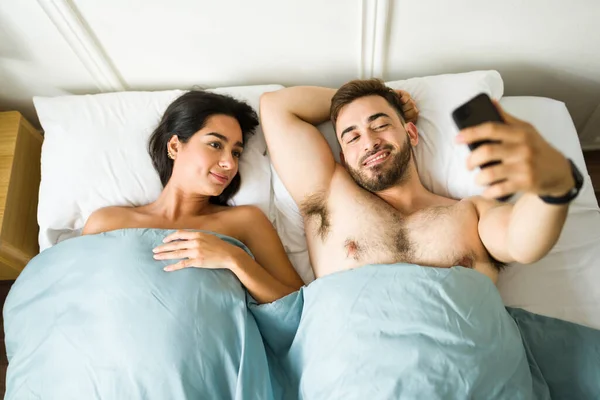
[{"xmin": 260, "ymin": 79, "xmax": 581, "ymax": 283}]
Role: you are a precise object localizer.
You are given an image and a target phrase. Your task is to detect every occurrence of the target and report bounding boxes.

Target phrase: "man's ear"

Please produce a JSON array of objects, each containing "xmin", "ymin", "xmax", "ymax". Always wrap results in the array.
[
  {"xmin": 404, "ymin": 122, "xmax": 419, "ymax": 146},
  {"xmin": 339, "ymin": 151, "xmax": 346, "ymax": 166}
]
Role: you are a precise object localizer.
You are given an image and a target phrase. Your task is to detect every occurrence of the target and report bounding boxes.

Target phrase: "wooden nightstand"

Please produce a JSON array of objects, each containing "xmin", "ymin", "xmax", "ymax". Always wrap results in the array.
[{"xmin": 0, "ymin": 112, "xmax": 43, "ymax": 280}]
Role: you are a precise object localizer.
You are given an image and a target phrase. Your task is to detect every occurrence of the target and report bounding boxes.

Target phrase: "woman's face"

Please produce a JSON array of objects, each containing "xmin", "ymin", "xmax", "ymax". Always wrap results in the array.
[{"xmin": 169, "ymin": 114, "xmax": 244, "ymax": 196}]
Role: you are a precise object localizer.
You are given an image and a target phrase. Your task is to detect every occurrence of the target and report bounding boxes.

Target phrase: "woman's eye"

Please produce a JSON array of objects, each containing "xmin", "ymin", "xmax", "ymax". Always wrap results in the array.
[
  {"xmin": 209, "ymin": 142, "xmax": 222, "ymax": 149},
  {"xmin": 233, "ymin": 151, "xmax": 242, "ymax": 159}
]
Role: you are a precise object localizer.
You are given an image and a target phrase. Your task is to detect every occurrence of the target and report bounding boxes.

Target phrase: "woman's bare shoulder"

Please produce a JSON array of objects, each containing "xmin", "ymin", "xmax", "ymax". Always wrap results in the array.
[
  {"xmin": 211, "ymin": 205, "xmax": 268, "ymax": 236},
  {"xmin": 223, "ymin": 205, "xmax": 267, "ymax": 221},
  {"xmin": 82, "ymin": 206, "xmax": 138, "ymax": 235}
]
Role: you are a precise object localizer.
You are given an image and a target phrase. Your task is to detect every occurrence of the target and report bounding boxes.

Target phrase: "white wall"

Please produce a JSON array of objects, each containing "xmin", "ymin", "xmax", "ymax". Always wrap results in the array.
[
  {"xmin": 385, "ymin": 0, "xmax": 600, "ymax": 149},
  {"xmin": 1, "ymin": 0, "xmax": 599, "ymax": 148},
  {"xmin": 0, "ymin": 0, "xmax": 99, "ymax": 120}
]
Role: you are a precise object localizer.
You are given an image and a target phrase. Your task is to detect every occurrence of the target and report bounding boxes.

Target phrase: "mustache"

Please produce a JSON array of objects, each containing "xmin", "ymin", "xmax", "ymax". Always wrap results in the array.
[{"xmin": 360, "ymin": 144, "xmax": 395, "ymax": 165}]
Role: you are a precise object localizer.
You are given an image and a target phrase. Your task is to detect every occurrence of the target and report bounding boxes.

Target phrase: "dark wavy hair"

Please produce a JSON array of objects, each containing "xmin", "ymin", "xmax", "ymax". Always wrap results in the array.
[
  {"xmin": 148, "ymin": 90, "xmax": 258, "ymax": 205},
  {"xmin": 330, "ymin": 78, "xmax": 406, "ymax": 130}
]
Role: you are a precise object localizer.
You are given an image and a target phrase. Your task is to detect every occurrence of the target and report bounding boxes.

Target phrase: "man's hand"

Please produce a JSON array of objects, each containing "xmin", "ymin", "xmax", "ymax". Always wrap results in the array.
[
  {"xmin": 456, "ymin": 101, "xmax": 574, "ymax": 200},
  {"xmin": 395, "ymin": 90, "xmax": 419, "ymax": 124}
]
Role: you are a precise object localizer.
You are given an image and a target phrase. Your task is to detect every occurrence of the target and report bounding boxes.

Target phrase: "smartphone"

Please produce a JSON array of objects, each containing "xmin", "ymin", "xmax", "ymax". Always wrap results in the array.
[{"xmin": 452, "ymin": 93, "xmax": 512, "ymax": 202}]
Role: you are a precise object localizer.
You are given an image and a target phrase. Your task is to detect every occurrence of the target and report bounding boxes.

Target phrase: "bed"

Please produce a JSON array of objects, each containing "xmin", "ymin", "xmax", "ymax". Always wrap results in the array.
[{"xmin": 3, "ymin": 70, "xmax": 599, "ymax": 398}]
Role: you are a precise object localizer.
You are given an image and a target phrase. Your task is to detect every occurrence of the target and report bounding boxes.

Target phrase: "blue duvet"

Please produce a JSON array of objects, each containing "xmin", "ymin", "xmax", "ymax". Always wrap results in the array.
[
  {"xmin": 3, "ymin": 229, "xmax": 274, "ymax": 399},
  {"xmin": 250, "ymin": 263, "xmax": 600, "ymax": 400},
  {"xmin": 251, "ymin": 263, "xmax": 534, "ymax": 399},
  {"xmin": 5, "ymin": 230, "xmax": 600, "ymax": 399}
]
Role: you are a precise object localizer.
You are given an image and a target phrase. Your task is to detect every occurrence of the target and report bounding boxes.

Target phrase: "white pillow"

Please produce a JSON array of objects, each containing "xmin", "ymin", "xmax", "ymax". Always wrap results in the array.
[
  {"xmin": 271, "ymin": 71, "xmax": 504, "ymax": 282},
  {"xmin": 34, "ymin": 85, "xmax": 283, "ymax": 251},
  {"xmin": 386, "ymin": 70, "xmax": 504, "ymax": 199}
]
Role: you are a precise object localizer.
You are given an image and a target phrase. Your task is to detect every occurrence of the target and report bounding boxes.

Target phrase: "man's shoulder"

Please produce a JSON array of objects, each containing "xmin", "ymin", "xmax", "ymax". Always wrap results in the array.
[{"xmin": 466, "ymin": 195, "xmax": 510, "ymax": 219}]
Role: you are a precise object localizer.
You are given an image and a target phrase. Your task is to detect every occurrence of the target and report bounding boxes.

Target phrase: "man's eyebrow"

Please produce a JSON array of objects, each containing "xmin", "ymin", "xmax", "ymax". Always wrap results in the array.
[
  {"xmin": 340, "ymin": 125, "xmax": 357, "ymax": 140},
  {"xmin": 367, "ymin": 113, "xmax": 391, "ymax": 123},
  {"xmin": 206, "ymin": 132, "xmax": 244, "ymax": 148}
]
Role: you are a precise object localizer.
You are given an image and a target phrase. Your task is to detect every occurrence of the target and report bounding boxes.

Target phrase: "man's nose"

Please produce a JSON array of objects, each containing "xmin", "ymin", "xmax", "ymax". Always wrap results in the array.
[{"xmin": 364, "ymin": 134, "xmax": 382, "ymax": 152}]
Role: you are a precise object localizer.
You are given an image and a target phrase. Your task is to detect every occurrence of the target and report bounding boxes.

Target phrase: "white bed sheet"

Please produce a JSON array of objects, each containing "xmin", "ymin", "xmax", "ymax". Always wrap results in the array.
[{"xmin": 273, "ymin": 96, "xmax": 600, "ymax": 328}]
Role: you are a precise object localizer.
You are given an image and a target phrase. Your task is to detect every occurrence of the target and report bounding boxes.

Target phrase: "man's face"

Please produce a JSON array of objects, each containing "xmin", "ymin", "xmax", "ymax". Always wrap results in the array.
[{"xmin": 336, "ymin": 95, "xmax": 413, "ymax": 192}]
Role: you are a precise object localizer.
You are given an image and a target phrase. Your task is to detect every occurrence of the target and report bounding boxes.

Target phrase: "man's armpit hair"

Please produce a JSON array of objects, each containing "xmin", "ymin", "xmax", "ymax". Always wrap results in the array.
[
  {"xmin": 300, "ymin": 191, "xmax": 330, "ymax": 241},
  {"xmin": 488, "ymin": 252, "xmax": 507, "ymax": 272}
]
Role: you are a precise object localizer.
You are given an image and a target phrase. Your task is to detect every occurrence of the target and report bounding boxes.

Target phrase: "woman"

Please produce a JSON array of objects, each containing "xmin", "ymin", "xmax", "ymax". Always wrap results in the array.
[{"xmin": 83, "ymin": 90, "xmax": 304, "ymax": 303}]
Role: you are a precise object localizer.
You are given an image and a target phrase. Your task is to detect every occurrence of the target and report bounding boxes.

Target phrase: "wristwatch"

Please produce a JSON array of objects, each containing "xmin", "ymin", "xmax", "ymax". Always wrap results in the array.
[{"xmin": 539, "ymin": 159, "xmax": 584, "ymax": 205}]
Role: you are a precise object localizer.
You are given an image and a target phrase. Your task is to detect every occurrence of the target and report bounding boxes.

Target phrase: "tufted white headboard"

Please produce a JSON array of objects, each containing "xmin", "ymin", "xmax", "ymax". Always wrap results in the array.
[{"xmin": 0, "ymin": 0, "xmax": 599, "ymax": 149}]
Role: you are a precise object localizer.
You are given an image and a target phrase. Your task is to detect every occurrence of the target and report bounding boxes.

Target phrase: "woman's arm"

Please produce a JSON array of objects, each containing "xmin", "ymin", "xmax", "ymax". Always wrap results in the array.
[
  {"xmin": 228, "ymin": 246, "xmax": 301, "ymax": 304},
  {"xmin": 236, "ymin": 206, "xmax": 305, "ymax": 294}
]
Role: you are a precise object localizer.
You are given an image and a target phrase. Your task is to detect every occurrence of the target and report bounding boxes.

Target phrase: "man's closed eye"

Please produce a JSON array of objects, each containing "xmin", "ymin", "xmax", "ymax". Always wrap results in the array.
[{"xmin": 348, "ymin": 135, "xmax": 360, "ymax": 144}]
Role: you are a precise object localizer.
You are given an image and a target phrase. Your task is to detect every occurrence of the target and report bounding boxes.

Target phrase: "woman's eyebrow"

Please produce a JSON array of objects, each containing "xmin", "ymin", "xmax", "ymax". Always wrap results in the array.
[{"xmin": 206, "ymin": 132, "xmax": 244, "ymax": 148}]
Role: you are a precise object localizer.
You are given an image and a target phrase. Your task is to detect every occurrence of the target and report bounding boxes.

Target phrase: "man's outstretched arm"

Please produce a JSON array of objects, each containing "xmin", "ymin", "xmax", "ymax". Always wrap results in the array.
[
  {"xmin": 260, "ymin": 87, "xmax": 338, "ymax": 204},
  {"xmin": 464, "ymin": 102, "xmax": 575, "ymax": 264}
]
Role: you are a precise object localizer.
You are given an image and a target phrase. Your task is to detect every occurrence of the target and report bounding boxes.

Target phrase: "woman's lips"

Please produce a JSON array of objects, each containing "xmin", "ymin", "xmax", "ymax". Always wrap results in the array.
[{"xmin": 210, "ymin": 172, "xmax": 229, "ymax": 184}]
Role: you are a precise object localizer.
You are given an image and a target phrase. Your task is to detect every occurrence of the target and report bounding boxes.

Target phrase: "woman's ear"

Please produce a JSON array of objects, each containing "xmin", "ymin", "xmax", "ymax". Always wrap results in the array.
[
  {"xmin": 167, "ymin": 135, "xmax": 180, "ymax": 159},
  {"xmin": 404, "ymin": 122, "xmax": 419, "ymax": 146}
]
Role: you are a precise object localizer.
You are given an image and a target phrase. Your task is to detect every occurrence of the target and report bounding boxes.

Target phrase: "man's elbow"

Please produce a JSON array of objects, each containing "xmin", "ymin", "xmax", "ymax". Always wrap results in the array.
[
  {"xmin": 509, "ymin": 247, "xmax": 551, "ymax": 265},
  {"xmin": 259, "ymin": 91, "xmax": 280, "ymax": 114},
  {"xmin": 512, "ymin": 253, "xmax": 542, "ymax": 265}
]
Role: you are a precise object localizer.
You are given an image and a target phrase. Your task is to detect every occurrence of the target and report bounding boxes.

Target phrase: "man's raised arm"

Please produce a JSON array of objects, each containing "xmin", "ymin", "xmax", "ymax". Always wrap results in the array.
[{"xmin": 260, "ymin": 87, "xmax": 338, "ymax": 204}]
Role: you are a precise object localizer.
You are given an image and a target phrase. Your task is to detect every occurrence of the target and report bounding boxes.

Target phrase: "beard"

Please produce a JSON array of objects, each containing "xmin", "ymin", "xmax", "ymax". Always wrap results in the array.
[{"xmin": 347, "ymin": 137, "xmax": 413, "ymax": 193}]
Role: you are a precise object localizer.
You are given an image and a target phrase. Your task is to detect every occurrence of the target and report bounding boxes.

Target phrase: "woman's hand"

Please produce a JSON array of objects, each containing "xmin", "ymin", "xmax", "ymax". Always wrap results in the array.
[
  {"xmin": 153, "ymin": 230, "xmax": 244, "ymax": 272},
  {"xmin": 395, "ymin": 89, "xmax": 419, "ymax": 124}
]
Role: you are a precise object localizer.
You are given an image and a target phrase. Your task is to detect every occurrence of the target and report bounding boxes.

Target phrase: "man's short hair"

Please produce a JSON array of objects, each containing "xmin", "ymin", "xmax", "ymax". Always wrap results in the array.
[{"xmin": 330, "ymin": 79, "xmax": 406, "ymax": 129}]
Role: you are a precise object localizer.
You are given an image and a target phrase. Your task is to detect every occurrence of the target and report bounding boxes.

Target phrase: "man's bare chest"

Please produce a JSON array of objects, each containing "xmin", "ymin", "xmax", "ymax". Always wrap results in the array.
[{"xmin": 304, "ymin": 191, "xmax": 490, "ymax": 277}]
